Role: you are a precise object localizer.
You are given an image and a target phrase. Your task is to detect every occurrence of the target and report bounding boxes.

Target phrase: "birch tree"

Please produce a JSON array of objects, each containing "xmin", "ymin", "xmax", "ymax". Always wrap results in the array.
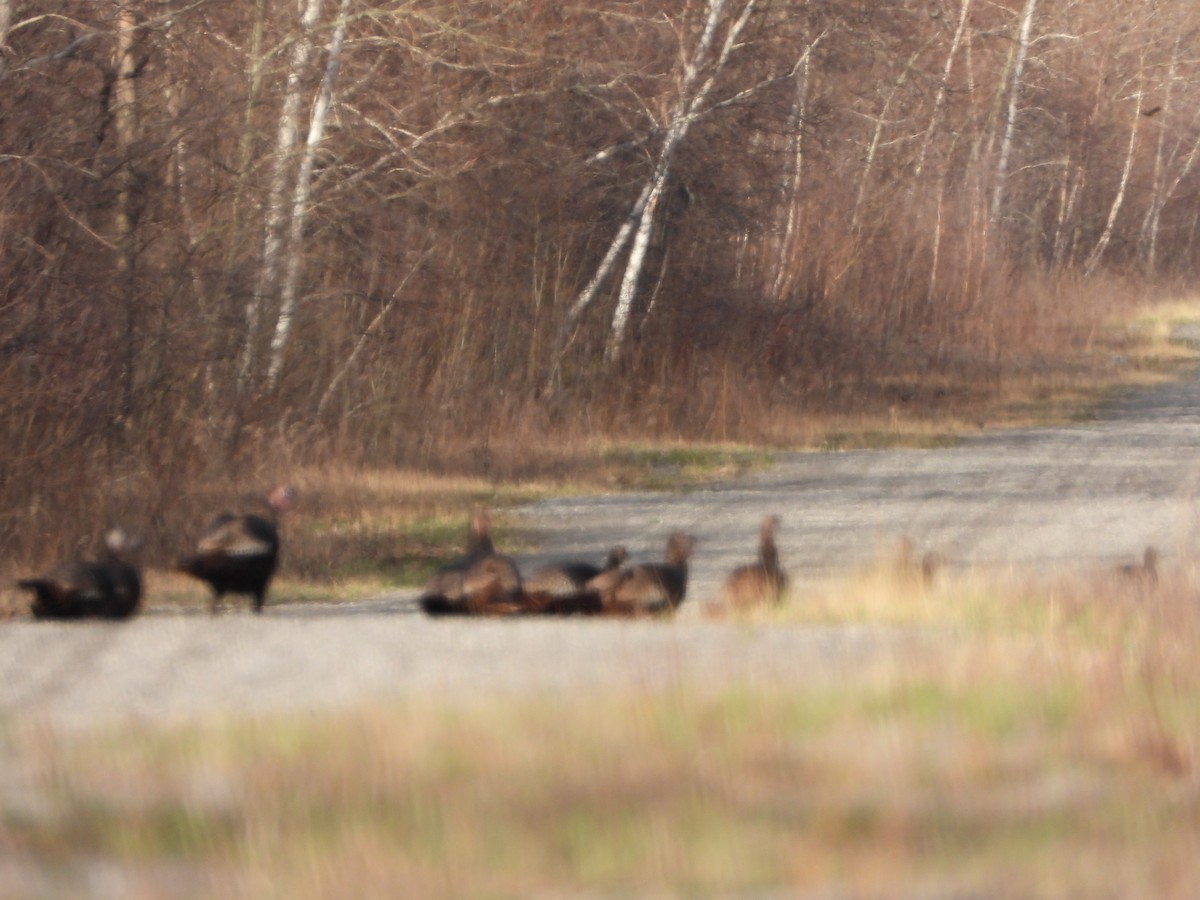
[
  {"xmin": 770, "ymin": 28, "xmax": 828, "ymax": 302},
  {"xmin": 556, "ymin": 0, "xmax": 763, "ymax": 366},
  {"xmin": 239, "ymin": 0, "xmax": 326, "ymax": 394},
  {"xmin": 1137, "ymin": 13, "xmax": 1200, "ymax": 274},
  {"xmin": 1083, "ymin": 64, "xmax": 1144, "ymax": 275},
  {"xmin": 989, "ymin": 0, "xmax": 1038, "ymax": 226},
  {"xmin": 266, "ymin": 0, "xmax": 352, "ymax": 389},
  {"xmin": 913, "ymin": 0, "xmax": 973, "ymax": 180},
  {"xmin": 114, "ymin": 3, "xmax": 140, "ymax": 420}
]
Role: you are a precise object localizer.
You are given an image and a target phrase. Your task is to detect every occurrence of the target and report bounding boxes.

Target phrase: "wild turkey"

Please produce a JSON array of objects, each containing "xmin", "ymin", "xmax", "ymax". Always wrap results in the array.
[
  {"xmin": 598, "ymin": 532, "xmax": 694, "ymax": 616},
  {"xmin": 1116, "ymin": 546, "xmax": 1158, "ymax": 584},
  {"xmin": 892, "ymin": 536, "xmax": 944, "ymax": 587},
  {"xmin": 19, "ymin": 528, "xmax": 143, "ymax": 620},
  {"xmin": 522, "ymin": 546, "xmax": 627, "ymax": 616},
  {"xmin": 177, "ymin": 484, "xmax": 296, "ymax": 614},
  {"xmin": 420, "ymin": 508, "xmax": 522, "ymax": 616},
  {"xmin": 720, "ymin": 515, "xmax": 787, "ymax": 609}
]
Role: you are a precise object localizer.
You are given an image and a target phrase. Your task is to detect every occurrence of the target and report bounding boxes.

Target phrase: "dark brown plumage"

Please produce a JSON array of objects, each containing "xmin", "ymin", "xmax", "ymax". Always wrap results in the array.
[
  {"xmin": 893, "ymin": 536, "xmax": 944, "ymax": 587},
  {"xmin": 599, "ymin": 532, "xmax": 695, "ymax": 616},
  {"xmin": 177, "ymin": 484, "xmax": 296, "ymax": 614},
  {"xmin": 1116, "ymin": 546, "xmax": 1158, "ymax": 585},
  {"xmin": 19, "ymin": 528, "xmax": 143, "ymax": 620},
  {"xmin": 720, "ymin": 515, "xmax": 787, "ymax": 609},
  {"xmin": 462, "ymin": 553, "xmax": 523, "ymax": 614},
  {"xmin": 521, "ymin": 546, "xmax": 628, "ymax": 616},
  {"xmin": 420, "ymin": 509, "xmax": 522, "ymax": 616}
]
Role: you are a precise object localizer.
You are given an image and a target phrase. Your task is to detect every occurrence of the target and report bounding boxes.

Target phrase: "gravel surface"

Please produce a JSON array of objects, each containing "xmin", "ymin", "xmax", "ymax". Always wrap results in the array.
[{"xmin": 3, "ymin": 358, "xmax": 1199, "ymax": 730}]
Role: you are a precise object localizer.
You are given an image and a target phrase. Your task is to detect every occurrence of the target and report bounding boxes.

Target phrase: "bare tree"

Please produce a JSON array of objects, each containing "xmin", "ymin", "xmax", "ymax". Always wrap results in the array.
[
  {"xmin": 113, "ymin": 3, "xmax": 140, "ymax": 420},
  {"xmin": 1084, "ymin": 59, "xmax": 1145, "ymax": 275},
  {"xmin": 0, "ymin": 0, "xmax": 11, "ymax": 50},
  {"xmin": 913, "ymin": 0, "xmax": 974, "ymax": 180},
  {"xmin": 556, "ymin": 0, "xmax": 765, "ymax": 366},
  {"xmin": 990, "ymin": 0, "xmax": 1039, "ymax": 226},
  {"xmin": 770, "ymin": 27, "xmax": 828, "ymax": 302},
  {"xmin": 266, "ymin": 0, "xmax": 352, "ymax": 390},
  {"xmin": 239, "ymin": 0, "xmax": 326, "ymax": 394}
]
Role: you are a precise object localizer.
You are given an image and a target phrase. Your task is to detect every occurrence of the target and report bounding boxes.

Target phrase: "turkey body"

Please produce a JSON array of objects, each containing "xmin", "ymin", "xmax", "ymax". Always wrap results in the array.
[
  {"xmin": 420, "ymin": 509, "xmax": 522, "ymax": 616},
  {"xmin": 521, "ymin": 546, "xmax": 627, "ymax": 616},
  {"xmin": 599, "ymin": 532, "xmax": 694, "ymax": 616},
  {"xmin": 720, "ymin": 515, "xmax": 787, "ymax": 609},
  {"xmin": 178, "ymin": 513, "xmax": 281, "ymax": 613},
  {"xmin": 19, "ymin": 529, "xmax": 143, "ymax": 620},
  {"xmin": 177, "ymin": 486, "xmax": 295, "ymax": 614}
]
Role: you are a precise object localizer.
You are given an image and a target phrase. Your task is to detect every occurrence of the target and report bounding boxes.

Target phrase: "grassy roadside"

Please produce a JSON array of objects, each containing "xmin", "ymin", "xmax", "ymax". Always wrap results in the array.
[
  {"xmin": 4, "ymin": 299, "xmax": 1197, "ymax": 617},
  {"xmin": 270, "ymin": 299, "xmax": 1200, "ymax": 596},
  {"xmin": 2, "ymin": 304, "xmax": 1200, "ymax": 896},
  {"xmin": 1, "ymin": 297, "xmax": 1196, "ymax": 620},
  {"xmin": 3, "ymin": 564, "xmax": 1199, "ymax": 897}
]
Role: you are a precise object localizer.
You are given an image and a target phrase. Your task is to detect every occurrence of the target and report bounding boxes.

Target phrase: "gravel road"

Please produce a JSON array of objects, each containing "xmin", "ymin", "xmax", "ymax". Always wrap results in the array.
[{"xmin": 3, "ymin": 355, "xmax": 1199, "ymax": 731}]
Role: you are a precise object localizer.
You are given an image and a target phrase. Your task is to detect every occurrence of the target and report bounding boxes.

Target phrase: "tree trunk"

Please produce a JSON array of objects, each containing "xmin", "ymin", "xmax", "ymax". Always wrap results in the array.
[
  {"xmin": 238, "ymin": 0, "xmax": 325, "ymax": 394},
  {"xmin": 851, "ymin": 51, "xmax": 922, "ymax": 232},
  {"xmin": 267, "ymin": 0, "xmax": 352, "ymax": 390},
  {"xmin": 602, "ymin": 0, "xmax": 759, "ymax": 364},
  {"xmin": 215, "ymin": 0, "xmax": 267, "ymax": 399},
  {"xmin": 1139, "ymin": 31, "xmax": 1184, "ymax": 275},
  {"xmin": 114, "ymin": 3, "xmax": 139, "ymax": 423},
  {"xmin": 771, "ymin": 28, "xmax": 828, "ymax": 302},
  {"xmin": 914, "ymin": 0, "xmax": 974, "ymax": 180},
  {"xmin": 1084, "ymin": 74, "xmax": 1143, "ymax": 276},
  {"xmin": 990, "ymin": 0, "xmax": 1038, "ymax": 226}
]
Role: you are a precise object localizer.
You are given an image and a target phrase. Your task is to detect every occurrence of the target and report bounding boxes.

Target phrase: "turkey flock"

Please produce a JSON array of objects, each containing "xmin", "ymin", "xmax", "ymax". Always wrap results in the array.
[
  {"xmin": 17, "ymin": 485, "xmax": 296, "ymax": 621},
  {"xmin": 13, "ymin": 488, "xmax": 792, "ymax": 621}
]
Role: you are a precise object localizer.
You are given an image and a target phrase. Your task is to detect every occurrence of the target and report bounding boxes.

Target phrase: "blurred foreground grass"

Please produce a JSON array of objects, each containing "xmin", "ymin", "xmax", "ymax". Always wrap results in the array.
[{"xmin": 3, "ymin": 561, "xmax": 1199, "ymax": 898}]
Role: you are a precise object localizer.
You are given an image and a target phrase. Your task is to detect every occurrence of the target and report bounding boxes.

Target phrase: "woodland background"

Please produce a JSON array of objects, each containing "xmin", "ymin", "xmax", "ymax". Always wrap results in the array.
[{"xmin": 3, "ymin": 0, "xmax": 1200, "ymax": 563}]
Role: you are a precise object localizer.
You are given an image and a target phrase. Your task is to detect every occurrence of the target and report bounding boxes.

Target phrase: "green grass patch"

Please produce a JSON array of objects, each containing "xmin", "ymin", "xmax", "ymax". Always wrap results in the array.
[{"xmin": 600, "ymin": 443, "xmax": 775, "ymax": 489}]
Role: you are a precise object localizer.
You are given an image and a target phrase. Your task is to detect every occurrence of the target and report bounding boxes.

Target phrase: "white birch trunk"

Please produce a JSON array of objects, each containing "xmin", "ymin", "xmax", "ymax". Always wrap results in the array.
[
  {"xmin": 1143, "ymin": 128, "xmax": 1200, "ymax": 274},
  {"xmin": 0, "ymin": 0, "xmax": 11, "ymax": 48},
  {"xmin": 602, "ymin": 0, "xmax": 758, "ymax": 363},
  {"xmin": 771, "ymin": 29, "xmax": 829, "ymax": 302},
  {"xmin": 851, "ymin": 61, "xmax": 914, "ymax": 232},
  {"xmin": 238, "ymin": 0, "xmax": 325, "ymax": 392},
  {"xmin": 113, "ymin": 4, "xmax": 138, "ymax": 275},
  {"xmin": 770, "ymin": 51, "xmax": 810, "ymax": 303},
  {"xmin": 1051, "ymin": 158, "xmax": 1083, "ymax": 269},
  {"xmin": 267, "ymin": 0, "xmax": 351, "ymax": 389},
  {"xmin": 114, "ymin": 4, "xmax": 139, "ymax": 417},
  {"xmin": 605, "ymin": 175, "xmax": 667, "ymax": 363},
  {"xmin": 989, "ymin": 0, "xmax": 1038, "ymax": 225},
  {"xmin": 1139, "ymin": 34, "xmax": 1182, "ymax": 274},
  {"xmin": 1083, "ymin": 82, "xmax": 1143, "ymax": 276},
  {"xmin": 914, "ymin": 0, "xmax": 973, "ymax": 179},
  {"xmin": 560, "ymin": 182, "xmax": 653, "ymax": 331}
]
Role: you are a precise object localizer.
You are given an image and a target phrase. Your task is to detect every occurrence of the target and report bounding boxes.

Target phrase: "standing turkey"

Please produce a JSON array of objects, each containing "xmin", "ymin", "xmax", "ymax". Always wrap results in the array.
[
  {"xmin": 177, "ymin": 484, "xmax": 297, "ymax": 614},
  {"xmin": 19, "ymin": 527, "xmax": 143, "ymax": 620},
  {"xmin": 719, "ymin": 515, "xmax": 787, "ymax": 609}
]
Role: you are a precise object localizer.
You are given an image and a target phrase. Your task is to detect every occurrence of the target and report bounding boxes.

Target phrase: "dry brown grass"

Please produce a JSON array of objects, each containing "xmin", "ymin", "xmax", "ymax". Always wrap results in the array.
[
  {"xmin": 3, "ymin": 294, "xmax": 1196, "ymax": 620},
  {"xmin": 4, "ymin": 560, "xmax": 1200, "ymax": 897}
]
